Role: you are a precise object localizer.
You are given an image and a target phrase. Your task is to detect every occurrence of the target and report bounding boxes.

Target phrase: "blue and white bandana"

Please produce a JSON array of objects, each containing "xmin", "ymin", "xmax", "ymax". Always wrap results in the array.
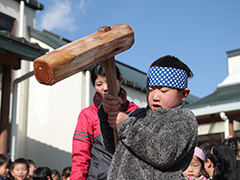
[{"xmin": 146, "ymin": 66, "xmax": 188, "ymax": 89}]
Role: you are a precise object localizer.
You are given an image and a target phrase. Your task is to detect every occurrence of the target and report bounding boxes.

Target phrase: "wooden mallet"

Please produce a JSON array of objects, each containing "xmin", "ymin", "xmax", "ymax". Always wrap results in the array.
[{"xmin": 33, "ymin": 24, "xmax": 135, "ymax": 147}]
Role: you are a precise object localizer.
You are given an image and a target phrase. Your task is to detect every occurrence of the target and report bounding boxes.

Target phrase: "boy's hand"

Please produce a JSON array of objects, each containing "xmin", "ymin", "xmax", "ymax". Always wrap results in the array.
[
  {"xmin": 102, "ymin": 93, "xmax": 122, "ymax": 113},
  {"xmin": 108, "ymin": 112, "xmax": 129, "ymax": 129}
]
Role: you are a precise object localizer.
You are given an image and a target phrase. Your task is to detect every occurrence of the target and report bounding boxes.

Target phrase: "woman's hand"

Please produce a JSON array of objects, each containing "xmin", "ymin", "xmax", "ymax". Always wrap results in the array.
[{"xmin": 102, "ymin": 93, "xmax": 128, "ymax": 129}]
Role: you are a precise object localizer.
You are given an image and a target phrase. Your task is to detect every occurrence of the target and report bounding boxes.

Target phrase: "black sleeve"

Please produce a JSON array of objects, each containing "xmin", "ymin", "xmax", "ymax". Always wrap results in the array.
[{"xmin": 98, "ymin": 105, "xmax": 115, "ymax": 154}]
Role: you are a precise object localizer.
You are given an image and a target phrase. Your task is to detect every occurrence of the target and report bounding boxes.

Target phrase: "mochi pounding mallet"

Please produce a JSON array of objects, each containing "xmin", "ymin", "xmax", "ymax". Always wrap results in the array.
[{"xmin": 33, "ymin": 24, "xmax": 135, "ymax": 147}]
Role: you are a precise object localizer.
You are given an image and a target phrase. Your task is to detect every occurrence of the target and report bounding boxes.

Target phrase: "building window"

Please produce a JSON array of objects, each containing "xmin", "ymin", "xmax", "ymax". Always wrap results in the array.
[{"xmin": 0, "ymin": 12, "xmax": 15, "ymax": 33}]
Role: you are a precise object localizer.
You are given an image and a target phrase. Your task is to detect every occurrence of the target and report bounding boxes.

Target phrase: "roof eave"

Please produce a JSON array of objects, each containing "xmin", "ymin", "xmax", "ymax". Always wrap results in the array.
[{"xmin": 14, "ymin": 0, "xmax": 44, "ymax": 10}]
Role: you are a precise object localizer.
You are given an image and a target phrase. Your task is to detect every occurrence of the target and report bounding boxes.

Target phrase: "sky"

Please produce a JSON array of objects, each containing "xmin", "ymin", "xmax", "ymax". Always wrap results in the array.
[{"xmin": 36, "ymin": 0, "xmax": 240, "ymax": 98}]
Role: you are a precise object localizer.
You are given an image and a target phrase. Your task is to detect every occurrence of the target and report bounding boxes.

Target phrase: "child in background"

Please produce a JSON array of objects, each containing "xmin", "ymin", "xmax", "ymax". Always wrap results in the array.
[
  {"xmin": 51, "ymin": 169, "xmax": 60, "ymax": 180},
  {"xmin": 10, "ymin": 158, "xmax": 28, "ymax": 180},
  {"xmin": 26, "ymin": 159, "xmax": 35, "ymax": 180},
  {"xmin": 182, "ymin": 147, "xmax": 208, "ymax": 180},
  {"xmin": 32, "ymin": 167, "xmax": 52, "ymax": 180},
  {"xmin": 98, "ymin": 55, "xmax": 198, "ymax": 179},
  {"xmin": 62, "ymin": 166, "xmax": 71, "ymax": 180},
  {"xmin": 0, "ymin": 154, "xmax": 11, "ymax": 180}
]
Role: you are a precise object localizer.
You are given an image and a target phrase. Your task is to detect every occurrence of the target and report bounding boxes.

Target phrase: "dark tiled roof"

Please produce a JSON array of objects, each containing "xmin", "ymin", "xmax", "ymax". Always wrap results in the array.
[
  {"xmin": 28, "ymin": 27, "xmax": 69, "ymax": 49},
  {"xmin": 227, "ymin": 48, "xmax": 240, "ymax": 58},
  {"xmin": 185, "ymin": 83, "xmax": 240, "ymax": 109},
  {"xmin": 0, "ymin": 31, "xmax": 48, "ymax": 61}
]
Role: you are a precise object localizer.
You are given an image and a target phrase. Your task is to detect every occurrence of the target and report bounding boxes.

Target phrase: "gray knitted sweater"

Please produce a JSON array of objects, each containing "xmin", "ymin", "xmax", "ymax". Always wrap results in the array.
[{"xmin": 98, "ymin": 105, "xmax": 198, "ymax": 180}]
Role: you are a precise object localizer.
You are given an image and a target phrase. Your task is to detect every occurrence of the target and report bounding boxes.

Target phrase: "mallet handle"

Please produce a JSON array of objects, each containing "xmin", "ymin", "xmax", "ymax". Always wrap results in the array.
[
  {"xmin": 104, "ymin": 57, "xmax": 119, "ymax": 147},
  {"xmin": 99, "ymin": 26, "xmax": 119, "ymax": 147}
]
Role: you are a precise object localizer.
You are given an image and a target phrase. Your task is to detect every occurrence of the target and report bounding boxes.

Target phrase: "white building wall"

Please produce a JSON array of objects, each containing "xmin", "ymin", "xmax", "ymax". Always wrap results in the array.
[
  {"xmin": 198, "ymin": 121, "xmax": 240, "ymax": 136},
  {"xmin": 122, "ymin": 85, "xmax": 147, "ymax": 108},
  {"xmin": 27, "ymin": 68, "xmax": 83, "ymax": 170},
  {"xmin": 228, "ymin": 54, "xmax": 240, "ymax": 75}
]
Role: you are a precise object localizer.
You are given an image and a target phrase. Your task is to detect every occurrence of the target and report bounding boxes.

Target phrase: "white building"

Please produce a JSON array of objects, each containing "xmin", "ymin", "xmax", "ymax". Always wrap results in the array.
[{"xmin": 186, "ymin": 49, "xmax": 240, "ymax": 144}]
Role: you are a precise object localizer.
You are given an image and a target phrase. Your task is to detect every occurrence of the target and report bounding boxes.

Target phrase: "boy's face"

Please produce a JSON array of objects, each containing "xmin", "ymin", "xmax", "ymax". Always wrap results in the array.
[
  {"xmin": 0, "ymin": 162, "xmax": 9, "ymax": 177},
  {"xmin": 11, "ymin": 163, "xmax": 28, "ymax": 180},
  {"xmin": 147, "ymin": 86, "xmax": 189, "ymax": 111}
]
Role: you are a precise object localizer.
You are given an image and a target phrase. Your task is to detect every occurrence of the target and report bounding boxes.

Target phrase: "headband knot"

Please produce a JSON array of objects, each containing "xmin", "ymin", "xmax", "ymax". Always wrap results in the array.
[{"xmin": 146, "ymin": 66, "xmax": 188, "ymax": 89}]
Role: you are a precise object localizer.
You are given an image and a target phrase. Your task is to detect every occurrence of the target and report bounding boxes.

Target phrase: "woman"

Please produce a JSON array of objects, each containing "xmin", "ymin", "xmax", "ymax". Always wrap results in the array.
[{"xmin": 70, "ymin": 62, "xmax": 139, "ymax": 180}]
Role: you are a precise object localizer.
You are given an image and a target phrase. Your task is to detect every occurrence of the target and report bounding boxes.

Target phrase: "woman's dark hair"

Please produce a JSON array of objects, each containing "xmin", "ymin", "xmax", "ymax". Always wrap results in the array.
[
  {"xmin": 33, "ymin": 167, "xmax": 53, "ymax": 180},
  {"xmin": 90, "ymin": 62, "xmax": 121, "ymax": 85},
  {"xmin": 150, "ymin": 55, "xmax": 193, "ymax": 78},
  {"xmin": 62, "ymin": 166, "xmax": 71, "ymax": 178}
]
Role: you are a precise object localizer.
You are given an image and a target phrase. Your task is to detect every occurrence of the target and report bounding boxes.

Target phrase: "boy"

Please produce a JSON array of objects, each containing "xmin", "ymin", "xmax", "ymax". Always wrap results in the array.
[
  {"xmin": 98, "ymin": 55, "xmax": 198, "ymax": 179},
  {"xmin": 10, "ymin": 158, "xmax": 29, "ymax": 180}
]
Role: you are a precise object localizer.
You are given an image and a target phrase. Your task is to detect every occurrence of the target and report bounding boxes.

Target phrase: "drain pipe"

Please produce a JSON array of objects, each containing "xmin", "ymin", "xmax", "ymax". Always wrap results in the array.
[
  {"xmin": 85, "ymin": 70, "xmax": 90, "ymax": 107},
  {"xmin": 10, "ymin": 71, "xmax": 34, "ymax": 161},
  {"xmin": 19, "ymin": 0, "xmax": 25, "ymax": 37},
  {"xmin": 220, "ymin": 112, "xmax": 234, "ymax": 139}
]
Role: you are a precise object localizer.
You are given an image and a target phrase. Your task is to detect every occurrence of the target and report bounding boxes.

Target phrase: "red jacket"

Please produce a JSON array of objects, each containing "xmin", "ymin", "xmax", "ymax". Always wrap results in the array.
[{"xmin": 70, "ymin": 101, "xmax": 139, "ymax": 180}]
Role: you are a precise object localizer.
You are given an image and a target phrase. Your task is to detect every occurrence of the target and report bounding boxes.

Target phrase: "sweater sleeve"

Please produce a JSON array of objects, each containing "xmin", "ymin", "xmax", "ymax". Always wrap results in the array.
[
  {"xmin": 70, "ymin": 109, "xmax": 94, "ymax": 180},
  {"xmin": 118, "ymin": 108, "xmax": 198, "ymax": 169},
  {"xmin": 98, "ymin": 105, "xmax": 115, "ymax": 154},
  {"xmin": 98, "ymin": 103, "xmax": 139, "ymax": 154}
]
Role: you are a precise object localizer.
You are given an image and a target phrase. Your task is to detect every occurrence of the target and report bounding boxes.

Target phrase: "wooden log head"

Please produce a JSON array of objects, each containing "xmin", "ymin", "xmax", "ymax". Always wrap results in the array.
[{"xmin": 33, "ymin": 24, "xmax": 134, "ymax": 85}]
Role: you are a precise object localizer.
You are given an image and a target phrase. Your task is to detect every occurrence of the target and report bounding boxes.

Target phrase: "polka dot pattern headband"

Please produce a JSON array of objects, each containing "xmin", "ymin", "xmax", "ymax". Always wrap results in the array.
[{"xmin": 146, "ymin": 66, "xmax": 188, "ymax": 89}]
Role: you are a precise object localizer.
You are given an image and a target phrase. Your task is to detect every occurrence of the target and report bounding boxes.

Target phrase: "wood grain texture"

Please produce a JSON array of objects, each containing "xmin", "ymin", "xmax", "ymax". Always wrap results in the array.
[{"xmin": 33, "ymin": 24, "xmax": 134, "ymax": 85}]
